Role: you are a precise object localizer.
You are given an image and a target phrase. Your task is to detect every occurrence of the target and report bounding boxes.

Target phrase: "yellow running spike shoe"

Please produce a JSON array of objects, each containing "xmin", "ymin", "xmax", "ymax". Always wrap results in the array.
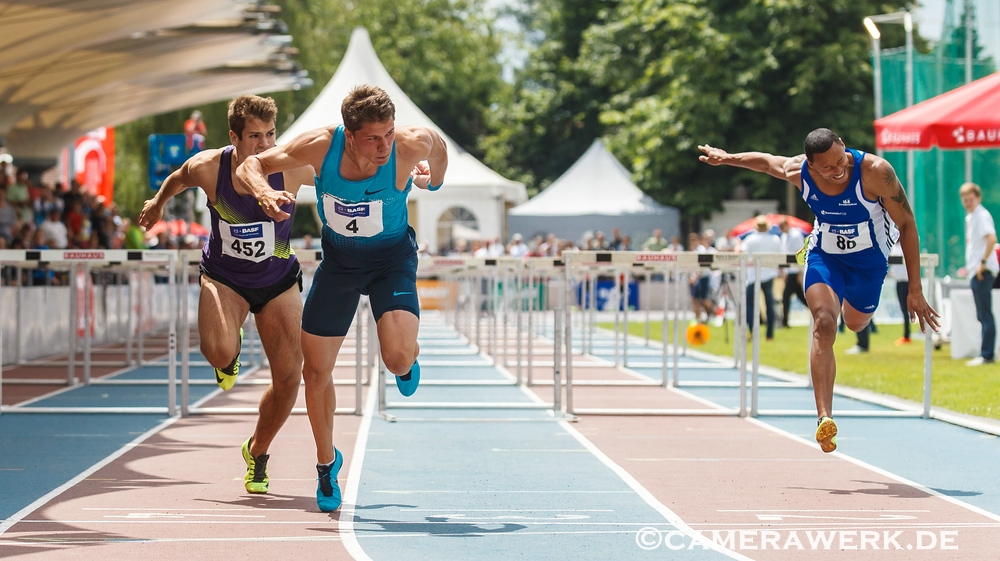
[
  {"xmin": 242, "ymin": 437, "xmax": 269, "ymax": 494},
  {"xmin": 816, "ymin": 416, "xmax": 838, "ymax": 453},
  {"xmin": 795, "ymin": 235, "xmax": 810, "ymax": 266},
  {"xmin": 214, "ymin": 328, "xmax": 243, "ymax": 391}
]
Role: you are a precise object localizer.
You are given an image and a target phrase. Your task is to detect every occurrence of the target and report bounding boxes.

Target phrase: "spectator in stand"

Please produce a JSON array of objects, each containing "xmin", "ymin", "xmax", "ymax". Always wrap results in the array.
[
  {"xmin": 609, "ymin": 227, "xmax": 625, "ymax": 250},
  {"xmin": 0, "ymin": 153, "xmax": 12, "ymax": 188},
  {"xmin": 63, "ymin": 199, "xmax": 86, "ymax": 247},
  {"xmin": 122, "ymin": 217, "xmax": 146, "ymax": 250},
  {"xmin": 39, "ymin": 207, "xmax": 68, "ymax": 249},
  {"xmin": 0, "ymin": 187, "xmax": 19, "ymax": 244},
  {"xmin": 688, "ymin": 232, "xmax": 713, "ymax": 323},
  {"xmin": 184, "ymin": 110, "xmax": 208, "ymax": 152},
  {"xmin": 741, "ymin": 216, "xmax": 783, "ymax": 340},
  {"xmin": 90, "ymin": 195, "xmax": 112, "ymax": 248},
  {"xmin": 621, "ymin": 235, "xmax": 632, "ymax": 251},
  {"xmin": 7, "ymin": 170, "xmax": 29, "ymax": 207},
  {"xmin": 593, "ymin": 231, "xmax": 610, "ymax": 250},
  {"xmin": 508, "ymin": 233, "xmax": 529, "ymax": 257},
  {"xmin": 667, "ymin": 235, "xmax": 683, "ymax": 252},
  {"xmin": 63, "ymin": 180, "xmax": 84, "ymax": 215},
  {"xmin": 642, "ymin": 228, "xmax": 668, "ymax": 251},
  {"xmin": 540, "ymin": 233, "xmax": 559, "ymax": 256}
]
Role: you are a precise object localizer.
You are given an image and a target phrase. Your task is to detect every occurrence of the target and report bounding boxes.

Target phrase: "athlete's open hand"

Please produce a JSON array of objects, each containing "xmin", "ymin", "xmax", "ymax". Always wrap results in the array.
[
  {"xmin": 410, "ymin": 160, "xmax": 431, "ymax": 189},
  {"xmin": 698, "ymin": 145, "xmax": 730, "ymax": 166},
  {"xmin": 259, "ymin": 189, "xmax": 295, "ymax": 222},
  {"xmin": 137, "ymin": 199, "xmax": 163, "ymax": 229},
  {"xmin": 907, "ymin": 290, "xmax": 941, "ymax": 333}
]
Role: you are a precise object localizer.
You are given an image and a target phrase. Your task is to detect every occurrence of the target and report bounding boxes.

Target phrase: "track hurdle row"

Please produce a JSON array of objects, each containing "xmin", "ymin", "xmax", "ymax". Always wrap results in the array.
[{"xmin": 410, "ymin": 250, "xmax": 939, "ymax": 420}]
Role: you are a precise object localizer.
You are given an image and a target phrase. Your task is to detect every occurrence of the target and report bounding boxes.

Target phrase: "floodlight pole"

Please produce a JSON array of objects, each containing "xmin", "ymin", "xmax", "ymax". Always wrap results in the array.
[{"xmin": 964, "ymin": 0, "xmax": 973, "ymax": 182}]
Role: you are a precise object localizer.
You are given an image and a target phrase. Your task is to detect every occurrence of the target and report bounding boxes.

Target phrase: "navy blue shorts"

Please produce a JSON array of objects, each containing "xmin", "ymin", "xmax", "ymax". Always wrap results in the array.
[
  {"xmin": 690, "ymin": 276, "xmax": 711, "ymax": 300},
  {"xmin": 301, "ymin": 253, "xmax": 420, "ymax": 337},
  {"xmin": 803, "ymin": 250, "xmax": 887, "ymax": 313}
]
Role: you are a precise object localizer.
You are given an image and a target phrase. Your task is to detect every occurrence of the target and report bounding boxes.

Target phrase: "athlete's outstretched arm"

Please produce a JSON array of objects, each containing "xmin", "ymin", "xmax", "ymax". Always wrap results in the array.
[
  {"xmin": 397, "ymin": 127, "xmax": 448, "ymax": 189},
  {"xmin": 698, "ymin": 145, "xmax": 802, "ymax": 188},
  {"xmin": 137, "ymin": 150, "xmax": 216, "ymax": 229},
  {"xmin": 237, "ymin": 128, "xmax": 328, "ymax": 221},
  {"xmin": 865, "ymin": 157, "xmax": 940, "ymax": 332}
]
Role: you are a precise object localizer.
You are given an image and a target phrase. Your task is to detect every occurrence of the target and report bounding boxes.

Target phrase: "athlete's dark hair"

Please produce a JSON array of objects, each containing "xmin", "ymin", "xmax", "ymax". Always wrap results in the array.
[
  {"xmin": 804, "ymin": 128, "xmax": 841, "ymax": 161},
  {"xmin": 342, "ymin": 84, "xmax": 395, "ymax": 132},
  {"xmin": 228, "ymin": 95, "xmax": 277, "ymax": 140}
]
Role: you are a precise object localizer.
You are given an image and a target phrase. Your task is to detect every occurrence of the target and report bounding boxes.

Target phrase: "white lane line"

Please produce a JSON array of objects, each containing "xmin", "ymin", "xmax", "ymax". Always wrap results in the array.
[
  {"xmin": 0, "ymin": 415, "xmax": 180, "ymax": 536},
  {"xmin": 339, "ymin": 382, "xmax": 376, "ymax": 561},
  {"xmin": 747, "ymin": 418, "xmax": 1000, "ymax": 524},
  {"xmin": 505, "ymin": 375, "xmax": 752, "ymax": 560}
]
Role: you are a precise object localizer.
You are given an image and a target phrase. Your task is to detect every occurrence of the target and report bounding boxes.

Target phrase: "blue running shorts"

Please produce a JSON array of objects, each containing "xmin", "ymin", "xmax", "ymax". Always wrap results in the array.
[{"xmin": 803, "ymin": 250, "xmax": 888, "ymax": 314}]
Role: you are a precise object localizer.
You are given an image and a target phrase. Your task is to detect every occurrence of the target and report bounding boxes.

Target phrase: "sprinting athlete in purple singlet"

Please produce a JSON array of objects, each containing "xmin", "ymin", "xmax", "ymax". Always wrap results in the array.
[{"xmin": 138, "ymin": 95, "xmax": 315, "ymax": 495}]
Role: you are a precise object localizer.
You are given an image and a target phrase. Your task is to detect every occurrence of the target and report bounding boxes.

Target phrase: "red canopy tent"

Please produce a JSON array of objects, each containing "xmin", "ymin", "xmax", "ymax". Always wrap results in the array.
[
  {"xmin": 729, "ymin": 214, "xmax": 812, "ymax": 239},
  {"xmin": 874, "ymin": 71, "xmax": 1000, "ymax": 150}
]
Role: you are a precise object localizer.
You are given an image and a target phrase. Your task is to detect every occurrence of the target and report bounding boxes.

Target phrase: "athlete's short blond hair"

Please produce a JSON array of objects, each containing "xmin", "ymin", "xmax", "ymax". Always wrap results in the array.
[
  {"xmin": 228, "ymin": 95, "xmax": 277, "ymax": 140},
  {"xmin": 341, "ymin": 84, "xmax": 395, "ymax": 132}
]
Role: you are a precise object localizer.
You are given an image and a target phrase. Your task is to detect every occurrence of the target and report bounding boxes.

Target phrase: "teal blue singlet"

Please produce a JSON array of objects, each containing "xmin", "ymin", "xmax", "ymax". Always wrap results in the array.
[{"xmin": 315, "ymin": 125, "xmax": 416, "ymax": 265}]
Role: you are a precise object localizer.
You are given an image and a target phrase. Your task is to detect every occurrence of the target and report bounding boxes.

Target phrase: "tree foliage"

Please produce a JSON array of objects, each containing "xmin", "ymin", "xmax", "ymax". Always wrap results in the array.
[{"xmin": 487, "ymin": 0, "xmax": 914, "ymax": 220}]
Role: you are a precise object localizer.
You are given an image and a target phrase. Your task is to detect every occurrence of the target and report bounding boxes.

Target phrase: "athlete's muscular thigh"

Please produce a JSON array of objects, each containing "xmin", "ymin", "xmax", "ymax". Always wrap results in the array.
[
  {"xmin": 254, "ymin": 285, "xmax": 304, "ymax": 385},
  {"xmin": 199, "ymin": 276, "xmax": 250, "ymax": 365}
]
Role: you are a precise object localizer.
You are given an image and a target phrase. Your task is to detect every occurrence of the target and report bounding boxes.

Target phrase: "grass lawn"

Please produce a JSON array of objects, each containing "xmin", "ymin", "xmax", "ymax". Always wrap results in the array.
[{"xmin": 599, "ymin": 320, "xmax": 1000, "ymax": 421}]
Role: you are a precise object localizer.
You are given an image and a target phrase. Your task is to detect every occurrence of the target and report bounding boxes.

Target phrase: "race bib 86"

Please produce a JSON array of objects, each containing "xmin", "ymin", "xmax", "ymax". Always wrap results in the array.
[
  {"xmin": 323, "ymin": 195, "xmax": 384, "ymax": 237},
  {"xmin": 820, "ymin": 222, "xmax": 873, "ymax": 254},
  {"xmin": 220, "ymin": 221, "xmax": 275, "ymax": 262}
]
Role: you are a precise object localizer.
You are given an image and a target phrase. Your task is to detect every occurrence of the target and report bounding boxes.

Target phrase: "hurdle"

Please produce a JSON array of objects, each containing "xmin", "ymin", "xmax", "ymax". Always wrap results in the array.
[
  {"xmin": 555, "ymin": 251, "xmax": 750, "ymax": 416},
  {"xmin": 0, "ymin": 249, "xmax": 179, "ymax": 415},
  {"xmin": 749, "ymin": 252, "xmax": 940, "ymax": 419},
  {"xmin": 180, "ymin": 249, "xmax": 368, "ymax": 416},
  {"xmin": 377, "ymin": 255, "xmax": 570, "ymax": 420}
]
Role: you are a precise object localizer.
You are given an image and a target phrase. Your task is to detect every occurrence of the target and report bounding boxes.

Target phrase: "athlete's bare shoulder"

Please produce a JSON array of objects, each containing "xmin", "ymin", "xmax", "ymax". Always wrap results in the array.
[
  {"xmin": 394, "ymin": 126, "xmax": 434, "ymax": 163},
  {"xmin": 182, "ymin": 148, "xmax": 226, "ymax": 187},
  {"xmin": 781, "ymin": 154, "xmax": 807, "ymax": 188}
]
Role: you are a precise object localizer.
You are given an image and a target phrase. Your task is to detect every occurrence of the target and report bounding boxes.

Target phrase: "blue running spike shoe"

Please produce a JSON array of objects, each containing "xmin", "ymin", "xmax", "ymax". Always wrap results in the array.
[
  {"xmin": 395, "ymin": 360, "xmax": 420, "ymax": 397},
  {"xmin": 316, "ymin": 448, "xmax": 344, "ymax": 512}
]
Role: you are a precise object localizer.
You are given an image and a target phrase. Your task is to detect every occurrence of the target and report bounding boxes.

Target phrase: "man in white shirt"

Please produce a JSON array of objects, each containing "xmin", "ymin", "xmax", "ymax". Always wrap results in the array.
[
  {"xmin": 507, "ymin": 233, "xmax": 529, "ymax": 257},
  {"xmin": 962, "ymin": 182, "xmax": 999, "ymax": 366},
  {"xmin": 39, "ymin": 208, "xmax": 68, "ymax": 249},
  {"xmin": 742, "ymin": 216, "xmax": 783, "ymax": 340},
  {"xmin": 778, "ymin": 218, "xmax": 807, "ymax": 327}
]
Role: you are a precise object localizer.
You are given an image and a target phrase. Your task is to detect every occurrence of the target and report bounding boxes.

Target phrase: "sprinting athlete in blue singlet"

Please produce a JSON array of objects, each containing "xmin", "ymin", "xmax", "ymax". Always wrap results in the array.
[
  {"xmin": 698, "ymin": 128, "xmax": 939, "ymax": 453},
  {"xmin": 237, "ymin": 84, "xmax": 448, "ymax": 512},
  {"xmin": 138, "ymin": 95, "xmax": 315, "ymax": 496}
]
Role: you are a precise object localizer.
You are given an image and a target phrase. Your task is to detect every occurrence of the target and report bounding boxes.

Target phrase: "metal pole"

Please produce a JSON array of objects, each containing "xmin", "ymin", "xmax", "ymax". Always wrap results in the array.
[
  {"xmin": 923, "ymin": 259, "xmax": 936, "ymax": 418},
  {"xmin": 565, "ymin": 264, "xmax": 573, "ymax": 415},
  {"xmin": 502, "ymin": 266, "xmax": 509, "ymax": 366},
  {"xmin": 527, "ymin": 264, "xmax": 534, "ymax": 385},
  {"xmin": 475, "ymin": 272, "xmax": 483, "ymax": 351},
  {"xmin": 553, "ymin": 304, "xmax": 563, "ymax": 413},
  {"xmin": 168, "ymin": 255, "xmax": 177, "ymax": 417},
  {"xmin": 516, "ymin": 266, "xmax": 523, "ymax": 384},
  {"xmin": 181, "ymin": 257, "xmax": 190, "ymax": 416},
  {"xmin": 613, "ymin": 271, "xmax": 621, "ymax": 367},
  {"xmin": 490, "ymin": 272, "xmax": 498, "ymax": 359},
  {"xmin": 138, "ymin": 267, "xmax": 146, "ymax": 366},
  {"xmin": 126, "ymin": 269, "xmax": 135, "ymax": 366},
  {"xmin": 873, "ymin": 34, "xmax": 883, "ymax": 158},
  {"xmin": 356, "ymin": 301, "xmax": 363, "ymax": 416},
  {"xmin": 622, "ymin": 267, "xmax": 630, "ymax": 368},
  {"xmin": 661, "ymin": 265, "xmax": 669, "ymax": 386},
  {"xmin": 645, "ymin": 270, "xmax": 651, "ymax": 346},
  {"xmin": 671, "ymin": 264, "xmax": 681, "ymax": 386},
  {"xmin": 904, "ymin": 11, "xmax": 915, "ymax": 207},
  {"xmin": 83, "ymin": 263, "xmax": 93, "ymax": 386},
  {"xmin": 69, "ymin": 263, "xmax": 78, "ymax": 384},
  {"xmin": 964, "ymin": 0, "xmax": 973, "ymax": 182},
  {"xmin": 738, "ymin": 255, "xmax": 748, "ymax": 417},
  {"xmin": 14, "ymin": 267, "xmax": 21, "ymax": 365},
  {"xmin": 750, "ymin": 256, "xmax": 761, "ymax": 417}
]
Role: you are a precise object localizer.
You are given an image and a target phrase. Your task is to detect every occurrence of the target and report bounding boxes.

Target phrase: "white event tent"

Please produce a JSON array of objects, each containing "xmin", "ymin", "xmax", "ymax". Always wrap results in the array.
[
  {"xmin": 281, "ymin": 27, "xmax": 526, "ymax": 253},
  {"xmin": 508, "ymin": 139, "xmax": 680, "ymax": 245}
]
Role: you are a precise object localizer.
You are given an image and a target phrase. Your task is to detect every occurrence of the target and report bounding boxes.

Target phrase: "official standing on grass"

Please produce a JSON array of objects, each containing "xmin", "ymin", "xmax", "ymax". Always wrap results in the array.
[{"xmin": 961, "ymin": 182, "xmax": 999, "ymax": 366}]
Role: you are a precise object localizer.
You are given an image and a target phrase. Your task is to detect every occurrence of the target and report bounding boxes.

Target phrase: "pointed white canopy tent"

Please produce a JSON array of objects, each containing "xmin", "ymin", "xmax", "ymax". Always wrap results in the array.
[
  {"xmin": 282, "ymin": 27, "xmax": 526, "ymax": 253},
  {"xmin": 508, "ymin": 139, "xmax": 680, "ymax": 244}
]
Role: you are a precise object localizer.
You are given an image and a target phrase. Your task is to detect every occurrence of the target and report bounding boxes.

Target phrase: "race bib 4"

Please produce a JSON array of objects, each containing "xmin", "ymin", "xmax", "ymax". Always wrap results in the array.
[
  {"xmin": 323, "ymin": 195, "xmax": 384, "ymax": 237},
  {"xmin": 220, "ymin": 221, "xmax": 276, "ymax": 263},
  {"xmin": 819, "ymin": 222, "xmax": 873, "ymax": 254}
]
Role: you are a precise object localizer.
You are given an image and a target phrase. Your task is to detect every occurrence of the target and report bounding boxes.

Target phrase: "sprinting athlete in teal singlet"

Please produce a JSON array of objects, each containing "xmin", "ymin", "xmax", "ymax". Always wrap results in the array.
[
  {"xmin": 237, "ymin": 84, "xmax": 448, "ymax": 512},
  {"xmin": 698, "ymin": 128, "xmax": 939, "ymax": 453}
]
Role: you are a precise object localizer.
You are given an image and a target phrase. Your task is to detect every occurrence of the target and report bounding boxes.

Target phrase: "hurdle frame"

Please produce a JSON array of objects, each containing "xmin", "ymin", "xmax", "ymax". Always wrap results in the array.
[{"xmin": 0, "ymin": 249, "xmax": 179, "ymax": 415}]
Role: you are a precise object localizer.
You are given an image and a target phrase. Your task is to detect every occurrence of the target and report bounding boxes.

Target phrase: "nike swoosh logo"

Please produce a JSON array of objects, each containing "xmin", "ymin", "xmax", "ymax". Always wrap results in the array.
[
  {"xmin": 364, "ymin": 187, "xmax": 387, "ymax": 196},
  {"xmin": 215, "ymin": 370, "xmax": 226, "ymax": 384},
  {"xmin": 393, "ymin": 291, "xmax": 413, "ymax": 296}
]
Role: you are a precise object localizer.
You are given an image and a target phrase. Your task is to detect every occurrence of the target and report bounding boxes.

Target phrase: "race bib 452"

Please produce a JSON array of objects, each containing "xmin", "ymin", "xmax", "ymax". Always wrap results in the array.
[{"xmin": 220, "ymin": 221, "xmax": 276, "ymax": 263}]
